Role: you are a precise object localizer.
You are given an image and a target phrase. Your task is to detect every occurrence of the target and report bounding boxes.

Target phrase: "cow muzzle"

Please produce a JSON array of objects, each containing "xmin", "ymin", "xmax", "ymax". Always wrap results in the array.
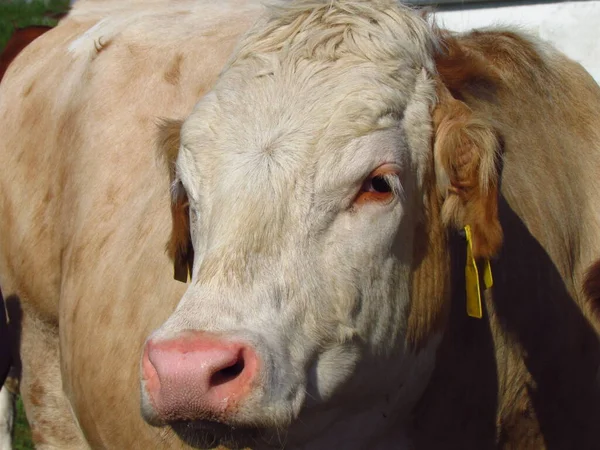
[{"xmin": 140, "ymin": 330, "xmax": 260, "ymax": 425}]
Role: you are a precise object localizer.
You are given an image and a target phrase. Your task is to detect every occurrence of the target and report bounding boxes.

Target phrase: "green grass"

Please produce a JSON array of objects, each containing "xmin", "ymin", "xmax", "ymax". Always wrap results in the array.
[
  {"xmin": 14, "ymin": 397, "xmax": 34, "ymax": 450},
  {"xmin": 0, "ymin": 0, "xmax": 71, "ymax": 52}
]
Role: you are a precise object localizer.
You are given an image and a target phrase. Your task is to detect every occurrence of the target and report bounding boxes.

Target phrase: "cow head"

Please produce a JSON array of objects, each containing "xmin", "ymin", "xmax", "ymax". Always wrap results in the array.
[{"xmin": 140, "ymin": 1, "xmax": 502, "ymax": 448}]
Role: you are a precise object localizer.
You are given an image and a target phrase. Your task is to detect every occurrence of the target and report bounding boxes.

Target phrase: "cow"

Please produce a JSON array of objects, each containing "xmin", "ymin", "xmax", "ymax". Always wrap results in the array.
[{"xmin": 1, "ymin": 0, "xmax": 600, "ymax": 449}]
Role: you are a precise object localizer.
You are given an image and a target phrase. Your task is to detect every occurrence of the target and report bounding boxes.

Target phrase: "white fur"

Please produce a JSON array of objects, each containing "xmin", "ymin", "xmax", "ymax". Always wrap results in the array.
[
  {"xmin": 0, "ymin": 385, "xmax": 14, "ymax": 450},
  {"xmin": 144, "ymin": 1, "xmax": 442, "ymax": 448}
]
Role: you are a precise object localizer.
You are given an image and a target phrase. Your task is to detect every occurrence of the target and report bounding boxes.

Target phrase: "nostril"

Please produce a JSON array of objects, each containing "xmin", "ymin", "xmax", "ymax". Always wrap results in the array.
[
  {"xmin": 210, "ymin": 351, "xmax": 245, "ymax": 387},
  {"xmin": 142, "ymin": 334, "xmax": 261, "ymax": 424}
]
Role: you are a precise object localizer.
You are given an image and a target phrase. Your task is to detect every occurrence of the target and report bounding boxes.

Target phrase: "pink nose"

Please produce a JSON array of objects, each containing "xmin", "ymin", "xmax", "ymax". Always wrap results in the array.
[{"xmin": 141, "ymin": 331, "xmax": 258, "ymax": 422}]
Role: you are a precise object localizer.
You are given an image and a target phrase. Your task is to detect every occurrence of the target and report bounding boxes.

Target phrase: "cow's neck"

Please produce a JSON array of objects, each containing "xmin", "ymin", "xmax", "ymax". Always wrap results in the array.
[
  {"xmin": 265, "ymin": 335, "xmax": 441, "ymax": 450},
  {"xmin": 288, "ymin": 404, "xmax": 412, "ymax": 450}
]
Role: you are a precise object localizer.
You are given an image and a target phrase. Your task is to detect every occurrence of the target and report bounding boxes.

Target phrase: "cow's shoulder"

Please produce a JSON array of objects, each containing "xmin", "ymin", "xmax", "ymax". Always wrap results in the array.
[{"xmin": 0, "ymin": 0, "xmax": 263, "ymax": 321}]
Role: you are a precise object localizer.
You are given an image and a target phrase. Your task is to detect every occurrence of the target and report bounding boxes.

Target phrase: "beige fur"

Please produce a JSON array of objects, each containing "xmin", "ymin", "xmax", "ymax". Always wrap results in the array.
[
  {"xmin": 1, "ymin": 1, "xmax": 599, "ymax": 449},
  {"xmin": 0, "ymin": 1, "xmax": 266, "ymax": 448}
]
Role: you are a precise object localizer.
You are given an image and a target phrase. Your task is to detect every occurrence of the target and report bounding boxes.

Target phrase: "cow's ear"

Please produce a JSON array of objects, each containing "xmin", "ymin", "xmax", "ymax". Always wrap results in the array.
[
  {"xmin": 431, "ymin": 31, "xmax": 503, "ymax": 260},
  {"xmin": 156, "ymin": 119, "xmax": 194, "ymax": 283},
  {"xmin": 432, "ymin": 80, "xmax": 502, "ymax": 260}
]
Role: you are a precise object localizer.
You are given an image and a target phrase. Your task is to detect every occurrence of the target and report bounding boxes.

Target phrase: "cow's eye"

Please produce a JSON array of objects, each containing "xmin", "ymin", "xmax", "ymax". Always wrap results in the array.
[
  {"xmin": 369, "ymin": 175, "xmax": 392, "ymax": 194},
  {"xmin": 354, "ymin": 164, "xmax": 399, "ymax": 205}
]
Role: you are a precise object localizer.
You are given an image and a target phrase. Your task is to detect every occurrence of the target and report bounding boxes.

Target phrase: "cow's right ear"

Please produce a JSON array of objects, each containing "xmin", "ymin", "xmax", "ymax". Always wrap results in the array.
[{"xmin": 156, "ymin": 119, "xmax": 194, "ymax": 283}]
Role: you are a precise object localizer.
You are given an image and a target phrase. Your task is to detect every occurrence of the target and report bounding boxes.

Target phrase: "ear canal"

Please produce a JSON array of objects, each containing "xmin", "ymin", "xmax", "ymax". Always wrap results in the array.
[
  {"xmin": 156, "ymin": 118, "xmax": 194, "ymax": 282},
  {"xmin": 433, "ymin": 82, "xmax": 503, "ymax": 260}
]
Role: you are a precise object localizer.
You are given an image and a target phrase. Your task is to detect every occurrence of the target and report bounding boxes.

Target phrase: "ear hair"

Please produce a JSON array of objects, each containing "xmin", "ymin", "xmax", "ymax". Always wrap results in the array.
[
  {"xmin": 156, "ymin": 118, "xmax": 194, "ymax": 282},
  {"xmin": 432, "ymin": 81, "xmax": 503, "ymax": 260}
]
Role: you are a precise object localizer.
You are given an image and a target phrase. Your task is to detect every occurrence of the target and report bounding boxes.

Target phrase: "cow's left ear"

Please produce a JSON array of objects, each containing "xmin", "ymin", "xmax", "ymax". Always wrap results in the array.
[
  {"xmin": 156, "ymin": 119, "xmax": 194, "ymax": 283},
  {"xmin": 431, "ymin": 80, "xmax": 503, "ymax": 260},
  {"xmin": 431, "ymin": 31, "xmax": 503, "ymax": 260}
]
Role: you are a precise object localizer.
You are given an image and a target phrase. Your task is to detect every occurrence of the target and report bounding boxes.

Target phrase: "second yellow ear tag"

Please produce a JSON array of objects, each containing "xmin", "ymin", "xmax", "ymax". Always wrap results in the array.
[
  {"xmin": 464, "ymin": 225, "xmax": 494, "ymax": 319},
  {"xmin": 483, "ymin": 258, "xmax": 493, "ymax": 290},
  {"xmin": 464, "ymin": 225, "xmax": 483, "ymax": 319}
]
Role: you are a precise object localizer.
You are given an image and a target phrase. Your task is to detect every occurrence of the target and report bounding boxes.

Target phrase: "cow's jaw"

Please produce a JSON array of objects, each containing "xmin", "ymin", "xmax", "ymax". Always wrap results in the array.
[{"xmin": 281, "ymin": 333, "xmax": 441, "ymax": 450}]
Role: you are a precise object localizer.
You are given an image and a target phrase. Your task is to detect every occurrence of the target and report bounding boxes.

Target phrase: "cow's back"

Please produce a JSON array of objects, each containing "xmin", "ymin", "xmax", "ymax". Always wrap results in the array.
[{"xmin": 0, "ymin": 1, "xmax": 263, "ymax": 447}]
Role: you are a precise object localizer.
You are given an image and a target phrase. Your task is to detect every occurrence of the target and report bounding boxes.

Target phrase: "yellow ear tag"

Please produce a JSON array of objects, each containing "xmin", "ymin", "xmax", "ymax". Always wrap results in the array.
[
  {"xmin": 483, "ymin": 258, "xmax": 493, "ymax": 290},
  {"xmin": 464, "ymin": 225, "xmax": 483, "ymax": 319}
]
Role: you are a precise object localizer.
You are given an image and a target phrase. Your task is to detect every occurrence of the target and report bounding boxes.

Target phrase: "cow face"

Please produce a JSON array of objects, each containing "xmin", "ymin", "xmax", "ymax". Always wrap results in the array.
[{"xmin": 140, "ymin": 2, "xmax": 501, "ymax": 448}]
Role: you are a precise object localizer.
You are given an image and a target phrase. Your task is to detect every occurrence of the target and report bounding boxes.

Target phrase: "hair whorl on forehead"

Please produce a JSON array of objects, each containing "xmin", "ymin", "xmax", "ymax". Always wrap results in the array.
[
  {"xmin": 229, "ymin": 0, "xmax": 439, "ymax": 71},
  {"xmin": 209, "ymin": 0, "xmax": 444, "ymax": 152}
]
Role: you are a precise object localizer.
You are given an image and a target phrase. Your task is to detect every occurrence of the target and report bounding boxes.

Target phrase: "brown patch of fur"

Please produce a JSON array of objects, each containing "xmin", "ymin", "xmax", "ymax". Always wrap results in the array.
[
  {"xmin": 454, "ymin": 30, "xmax": 549, "ymax": 85},
  {"xmin": 433, "ymin": 81, "xmax": 503, "ymax": 260},
  {"xmin": 98, "ymin": 303, "xmax": 112, "ymax": 326},
  {"xmin": 30, "ymin": 428, "xmax": 47, "ymax": 445},
  {"xmin": 434, "ymin": 29, "xmax": 502, "ymax": 100},
  {"xmin": 28, "ymin": 377, "xmax": 45, "ymax": 407},
  {"xmin": 156, "ymin": 119, "xmax": 194, "ymax": 282},
  {"xmin": 23, "ymin": 79, "xmax": 36, "ymax": 97},
  {"xmin": 163, "ymin": 53, "xmax": 183, "ymax": 86}
]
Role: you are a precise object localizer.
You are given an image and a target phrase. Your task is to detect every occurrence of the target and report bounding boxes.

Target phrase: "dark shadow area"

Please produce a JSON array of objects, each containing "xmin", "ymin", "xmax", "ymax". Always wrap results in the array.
[
  {"xmin": 410, "ymin": 231, "xmax": 499, "ymax": 450},
  {"xmin": 411, "ymin": 194, "xmax": 600, "ymax": 449},
  {"xmin": 492, "ymin": 196, "xmax": 600, "ymax": 450}
]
